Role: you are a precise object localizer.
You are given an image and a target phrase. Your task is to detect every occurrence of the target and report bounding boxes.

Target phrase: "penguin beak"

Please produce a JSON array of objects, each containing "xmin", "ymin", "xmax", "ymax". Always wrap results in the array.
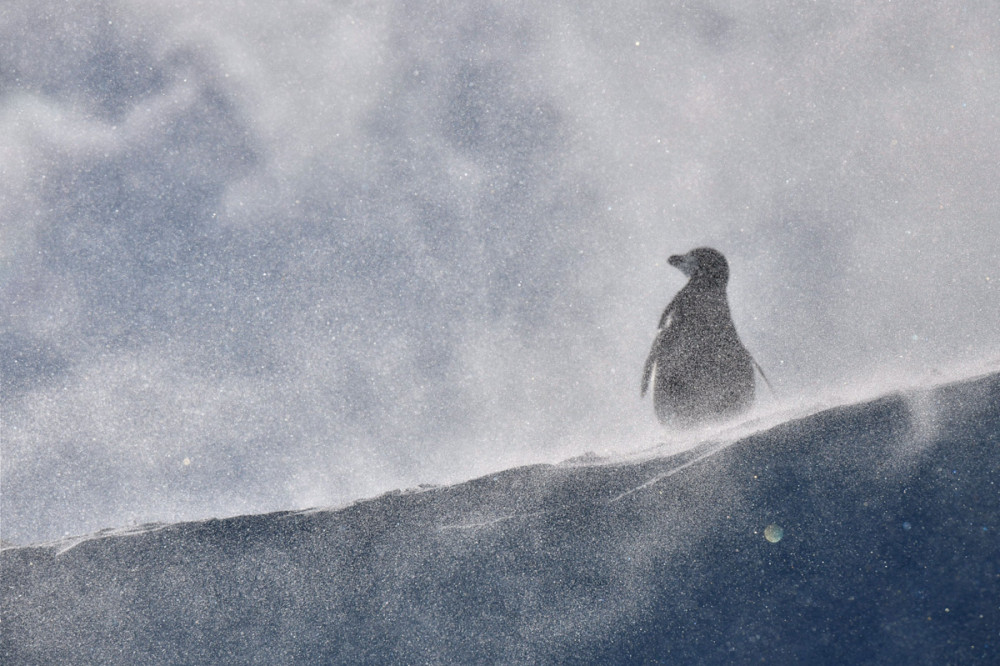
[{"xmin": 668, "ymin": 253, "xmax": 697, "ymax": 277}]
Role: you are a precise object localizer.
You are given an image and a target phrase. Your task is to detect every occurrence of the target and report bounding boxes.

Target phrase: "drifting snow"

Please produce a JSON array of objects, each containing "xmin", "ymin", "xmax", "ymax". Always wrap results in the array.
[{"xmin": 4, "ymin": 369, "xmax": 998, "ymax": 664}]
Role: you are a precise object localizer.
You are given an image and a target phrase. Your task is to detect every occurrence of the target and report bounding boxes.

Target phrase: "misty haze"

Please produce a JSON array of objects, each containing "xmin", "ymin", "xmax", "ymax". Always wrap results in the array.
[
  {"xmin": 4, "ymin": 2, "xmax": 1000, "ymax": 663},
  {"xmin": 2, "ymin": 0, "xmax": 998, "ymax": 558}
]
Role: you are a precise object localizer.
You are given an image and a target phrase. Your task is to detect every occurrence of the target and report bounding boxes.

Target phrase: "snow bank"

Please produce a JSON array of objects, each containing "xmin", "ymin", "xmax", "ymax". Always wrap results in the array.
[{"xmin": 3, "ymin": 369, "xmax": 998, "ymax": 664}]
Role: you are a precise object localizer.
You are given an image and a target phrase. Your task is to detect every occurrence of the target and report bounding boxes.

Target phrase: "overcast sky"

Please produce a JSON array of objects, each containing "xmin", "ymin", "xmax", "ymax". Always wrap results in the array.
[{"xmin": 2, "ymin": 0, "xmax": 999, "ymax": 544}]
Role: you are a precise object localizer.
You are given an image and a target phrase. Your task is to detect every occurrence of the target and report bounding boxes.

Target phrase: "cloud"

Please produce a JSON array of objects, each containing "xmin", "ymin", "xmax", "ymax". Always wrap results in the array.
[{"xmin": 2, "ymin": 0, "xmax": 999, "ymax": 544}]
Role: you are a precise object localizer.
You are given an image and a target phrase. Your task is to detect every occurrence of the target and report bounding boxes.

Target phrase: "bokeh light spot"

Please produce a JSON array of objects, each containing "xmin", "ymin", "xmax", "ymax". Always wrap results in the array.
[{"xmin": 764, "ymin": 524, "xmax": 784, "ymax": 543}]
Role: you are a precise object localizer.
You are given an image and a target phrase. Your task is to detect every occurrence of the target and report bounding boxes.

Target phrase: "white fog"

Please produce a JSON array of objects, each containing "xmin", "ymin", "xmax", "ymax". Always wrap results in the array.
[{"xmin": 2, "ymin": 0, "xmax": 998, "ymax": 546}]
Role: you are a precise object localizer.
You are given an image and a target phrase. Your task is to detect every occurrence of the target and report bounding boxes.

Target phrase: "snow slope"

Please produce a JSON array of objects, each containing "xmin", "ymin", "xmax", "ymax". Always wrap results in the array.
[{"xmin": 3, "ymin": 369, "xmax": 999, "ymax": 664}]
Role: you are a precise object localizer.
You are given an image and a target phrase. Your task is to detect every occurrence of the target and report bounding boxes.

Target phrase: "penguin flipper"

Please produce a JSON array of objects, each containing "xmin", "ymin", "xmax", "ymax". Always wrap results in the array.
[
  {"xmin": 641, "ymin": 349, "xmax": 656, "ymax": 397},
  {"xmin": 641, "ymin": 328, "xmax": 669, "ymax": 397}
]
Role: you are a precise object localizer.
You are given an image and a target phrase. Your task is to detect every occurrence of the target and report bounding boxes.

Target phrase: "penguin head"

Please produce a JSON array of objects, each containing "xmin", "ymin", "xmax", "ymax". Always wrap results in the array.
[{"xmin": 668, "ymin": 247, "xmax": 730, "ymax": 285}]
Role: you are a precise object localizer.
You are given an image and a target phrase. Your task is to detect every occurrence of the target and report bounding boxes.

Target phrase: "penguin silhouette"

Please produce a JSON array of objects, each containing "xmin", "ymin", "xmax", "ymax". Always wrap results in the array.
[{"xmin": 641, "ymin": 247, "xmax": 757, "ymax": 427}]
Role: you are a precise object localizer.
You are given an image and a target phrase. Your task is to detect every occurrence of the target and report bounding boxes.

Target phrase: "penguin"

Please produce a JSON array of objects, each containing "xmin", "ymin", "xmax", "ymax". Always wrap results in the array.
[{"xmin": 641, "ymin": 247, "xmax": 757, "ymax": 427}]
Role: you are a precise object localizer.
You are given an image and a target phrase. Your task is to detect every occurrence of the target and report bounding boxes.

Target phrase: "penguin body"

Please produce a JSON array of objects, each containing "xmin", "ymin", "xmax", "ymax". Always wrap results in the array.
[{"xmin": 641, "ymin": 248, "xmax": 755, "ymax": 427}]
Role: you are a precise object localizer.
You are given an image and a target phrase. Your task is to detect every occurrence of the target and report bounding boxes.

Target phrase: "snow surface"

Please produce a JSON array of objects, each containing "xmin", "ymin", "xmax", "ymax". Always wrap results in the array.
[{"xmin": 3, "ymin": 369, "xmax": 998, "ymax": 664}]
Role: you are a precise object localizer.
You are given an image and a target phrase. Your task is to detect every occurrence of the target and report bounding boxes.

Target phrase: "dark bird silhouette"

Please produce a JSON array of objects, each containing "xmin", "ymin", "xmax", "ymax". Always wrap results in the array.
[{"xmin": 641, "ymin": 247, "xmax": 757, "ymax": 427}]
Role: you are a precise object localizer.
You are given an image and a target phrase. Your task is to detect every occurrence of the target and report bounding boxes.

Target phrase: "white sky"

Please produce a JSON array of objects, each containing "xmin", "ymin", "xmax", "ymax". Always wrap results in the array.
[{"xmin": 2, "ymin": 0, "xmax": 999, "ymax": 544}]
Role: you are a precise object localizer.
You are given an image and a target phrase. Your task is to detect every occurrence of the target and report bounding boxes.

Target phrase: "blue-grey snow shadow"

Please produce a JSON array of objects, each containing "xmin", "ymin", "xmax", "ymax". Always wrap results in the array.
[{"xmin": 3, "ymin": 370, "xmax": 999, "ymax": 664}]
